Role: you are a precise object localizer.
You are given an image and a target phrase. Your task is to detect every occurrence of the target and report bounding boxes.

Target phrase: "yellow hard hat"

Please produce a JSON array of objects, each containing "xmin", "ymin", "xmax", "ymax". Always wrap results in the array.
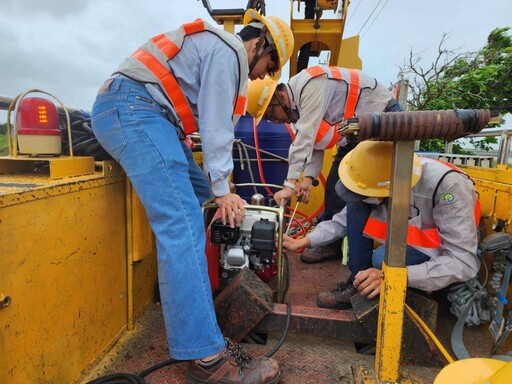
[
  {"xmin": 434, "ymin": 358, "xmax": 512, "ymax": 384},
  {"xmin": 243, "ymin": 9, "xmax": 294, "ymax": 80},
  {"xmin": 246, "ymin": 76, "xmax": 278, "ymax": 125},
  {"xmin": 338, "ymin": 141, "xmax": 422, "ymax": 197}
]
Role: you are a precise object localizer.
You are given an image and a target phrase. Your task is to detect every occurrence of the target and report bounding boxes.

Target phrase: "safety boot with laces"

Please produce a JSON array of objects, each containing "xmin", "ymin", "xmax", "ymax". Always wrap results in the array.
[
  {"xmin": 300, "ymin": 245, "xmax": 339, "ymax": 264},
  {"xmin": 187, "ymin": 338, "xmax": 280, "ymax": 384},
  {"xmin": 316, "ymin": 279, "xmax": 357, "ymax": 309}
]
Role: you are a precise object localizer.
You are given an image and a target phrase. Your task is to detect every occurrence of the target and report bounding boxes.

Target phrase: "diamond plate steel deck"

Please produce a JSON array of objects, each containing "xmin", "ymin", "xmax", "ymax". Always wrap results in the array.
[{"xmin": 80, "ymin": 253, "xmax": 493, "ymax": 383}]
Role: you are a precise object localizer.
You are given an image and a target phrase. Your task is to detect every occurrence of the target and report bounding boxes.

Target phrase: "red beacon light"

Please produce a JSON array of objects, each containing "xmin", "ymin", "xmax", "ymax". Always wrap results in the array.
[{"xmin": 16, "ymin": 97, "xmax": 61, "ymax": 155}]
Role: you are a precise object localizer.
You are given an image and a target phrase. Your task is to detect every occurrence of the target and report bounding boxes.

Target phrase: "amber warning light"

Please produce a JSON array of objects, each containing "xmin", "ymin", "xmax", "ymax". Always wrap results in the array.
[{"xmin": 16, "ymin": 97, "xmax": 61, "ymax": 155}]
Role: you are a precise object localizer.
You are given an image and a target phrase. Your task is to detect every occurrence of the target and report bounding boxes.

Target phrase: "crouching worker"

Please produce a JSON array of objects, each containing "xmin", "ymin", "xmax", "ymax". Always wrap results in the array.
[{"xmin": 283, "ymin": 141, "xmax": 481, "ymax": 309}]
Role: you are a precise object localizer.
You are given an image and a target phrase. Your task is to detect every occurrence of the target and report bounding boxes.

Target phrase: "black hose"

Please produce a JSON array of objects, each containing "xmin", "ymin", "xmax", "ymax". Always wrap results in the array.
[
  {"xmin": 138, "ymin": 358, "xmax": 177, "ymax": 378},
  {"xmin": 84, "ymin": 305, "xmax": 291, "ymax": 384},
  {"xmin": 60, "ymin": 110, "xmax": 112, "ymax": 160},
  {"xmin": 84, "ymin": 372, "xmax": 147, "ymax": 384},
  {"xmin": 282, "ymin": 251, "xmax": 291, "ymax": 302},
  {"xmin": 84, "ymin": 358, "xmax": 179, "ymax": 384},
  {"xmin": 86, "ymin": 250, "xmax": 292, "ymax": 382},
  {"xmin": 264, "ymin": 302, "xmax": 292, "ymax": 358}
]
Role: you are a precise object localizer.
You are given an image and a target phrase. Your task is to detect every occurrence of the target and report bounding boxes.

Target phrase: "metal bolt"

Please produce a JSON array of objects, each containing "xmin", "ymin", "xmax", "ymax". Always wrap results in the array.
[{"xmin": 0, "ymin": 294, "xmax": 12, "ymax": 308}]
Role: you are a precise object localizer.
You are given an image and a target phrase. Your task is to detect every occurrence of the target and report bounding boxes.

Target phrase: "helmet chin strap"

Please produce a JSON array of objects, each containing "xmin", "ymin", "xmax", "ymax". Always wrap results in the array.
[
  {"xmin": 274, "ymin": 92, "xmax": 298, "ymax": 124},
  {"xmin": 248, "ymin": 25, "xmax": 276, "ymax": 74}
]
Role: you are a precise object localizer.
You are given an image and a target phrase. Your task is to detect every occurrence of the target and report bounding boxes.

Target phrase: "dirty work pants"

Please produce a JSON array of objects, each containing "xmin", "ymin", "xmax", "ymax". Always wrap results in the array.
[{"xmin": 91, "ymin": 77, "xmax": 224, "ymax": 360}]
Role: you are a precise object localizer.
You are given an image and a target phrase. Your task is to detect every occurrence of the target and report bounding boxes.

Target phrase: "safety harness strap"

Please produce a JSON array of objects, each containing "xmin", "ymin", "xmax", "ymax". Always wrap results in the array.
[
  {"xmin": 130, "ymin": 19, "xmax": 247, "ymax": 134},
  {"xmin": 314, "ymin": 120, "xmax": 341, "ymax": 149},
  {"xmin": 364, "ymin": 216, "xmax": 442, "ymax": 249},
  {"xmin": 344, "ymin": 69, "xmax": 360, "ymax": 119},
  {"xmin": 131, "ymin": 49, "xmax": 198, "ymax": 134},
  {"xmin": 364, "ymin": 159, "xmax": 481, "ymax": 248},
  {"xmin": 130, "ymin": 21, "xmax": 206, "ymax": 134},
  {"xmin": 306, "ymin": 66, "xmax": 361, "ymax": 150}
]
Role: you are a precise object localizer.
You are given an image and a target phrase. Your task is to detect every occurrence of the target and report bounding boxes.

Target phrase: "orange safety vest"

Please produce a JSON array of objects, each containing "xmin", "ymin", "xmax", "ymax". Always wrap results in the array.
[
  {"xmin": 305, "ymin": 66, "xmax": 361, "ymax": 150},
  {"xmin": 363, "ymin": 161, "xmax": 480, "ymax": 249},
  {"xmin": 115, "ymin": 19, "xmax": 248, "ymax": 135}
]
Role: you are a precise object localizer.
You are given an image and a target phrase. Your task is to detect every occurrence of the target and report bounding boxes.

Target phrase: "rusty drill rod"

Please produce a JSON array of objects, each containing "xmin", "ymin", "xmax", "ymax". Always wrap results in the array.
[{"xmin": 352, "ymin": 109, "xmax": 490, "ymax": 142}]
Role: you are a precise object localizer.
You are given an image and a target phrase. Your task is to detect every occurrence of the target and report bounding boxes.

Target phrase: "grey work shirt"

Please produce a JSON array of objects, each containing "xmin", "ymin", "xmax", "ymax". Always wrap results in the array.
[{"xmin": 285, "ymin": 68, "xmax": 393, "ymax": 180}]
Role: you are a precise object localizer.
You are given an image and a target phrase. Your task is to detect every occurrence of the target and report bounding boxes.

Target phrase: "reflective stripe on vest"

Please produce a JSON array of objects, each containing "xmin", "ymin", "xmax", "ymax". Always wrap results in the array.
[
  {"xmin": 306, "ymin": 66, "xmax": 360, "ymax": 150},
  {"xmin": 364, "ymin": 216, "xmax": 441, "ymax": 248},
  {"xmin": 314, "ymin": 120, "xmax": 340, "ymax": 149},
  {"xmin": 130, "ymin": 19, "xmax": 247, "ymax": 135},
  {"xmin": 363, "ymin": 160, "xmax": 480, "ymax": 248}
]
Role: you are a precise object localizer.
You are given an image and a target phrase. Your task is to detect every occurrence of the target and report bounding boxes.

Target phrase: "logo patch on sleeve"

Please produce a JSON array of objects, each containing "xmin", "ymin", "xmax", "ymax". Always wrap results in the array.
[{"xmin": 442, "ymin": 192, "xmax": 456, "ymax": 204}]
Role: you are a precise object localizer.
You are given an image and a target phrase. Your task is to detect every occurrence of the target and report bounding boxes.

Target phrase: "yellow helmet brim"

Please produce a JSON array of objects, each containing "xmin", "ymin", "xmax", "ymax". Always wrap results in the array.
[{"xmin": 338, "ymin": 141, "xmax": 422, "ymax": 198}]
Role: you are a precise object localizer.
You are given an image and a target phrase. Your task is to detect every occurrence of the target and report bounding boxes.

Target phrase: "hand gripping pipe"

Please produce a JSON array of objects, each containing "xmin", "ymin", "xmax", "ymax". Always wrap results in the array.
[{"xmin": 354, "ymin": 109, "xmax": 490, "ymax": 141}]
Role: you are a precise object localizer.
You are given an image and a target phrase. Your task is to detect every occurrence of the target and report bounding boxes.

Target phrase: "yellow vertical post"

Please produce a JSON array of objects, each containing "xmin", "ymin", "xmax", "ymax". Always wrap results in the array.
[
  {"xmin": 222, "ymin": 18, "xmax": 236, "ymax": 34},
  {"xmin": 375, "ymin": 141, "xmax": 415, "ymax": 382},
  {"xmin": 126, "ymin": 178, "xmax": 134, "ymax": 331}
]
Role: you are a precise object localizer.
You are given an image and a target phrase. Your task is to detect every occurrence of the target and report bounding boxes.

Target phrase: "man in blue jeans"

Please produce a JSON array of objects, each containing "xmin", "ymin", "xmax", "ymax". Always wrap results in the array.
[
  {"xmin": 282, "ymin": 141, "xmax": 480, "ymax": 309},
  {"xmin": 91, "ymin": 10, "xmax": 293, "ymax": 384}
]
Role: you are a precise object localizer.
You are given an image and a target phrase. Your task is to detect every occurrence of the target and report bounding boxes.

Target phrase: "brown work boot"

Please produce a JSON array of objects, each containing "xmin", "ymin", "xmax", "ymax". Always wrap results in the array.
[
  {"xmin": 300, "ymin": 245, "xmax": 339, "ymax": 264},
  {"xmin": 187, "ymin": 338, "xmax": 280, "ymax": 384},
  {"xmin": 316, "ymin": 279, "xmax": 357, "ymax": 309}
]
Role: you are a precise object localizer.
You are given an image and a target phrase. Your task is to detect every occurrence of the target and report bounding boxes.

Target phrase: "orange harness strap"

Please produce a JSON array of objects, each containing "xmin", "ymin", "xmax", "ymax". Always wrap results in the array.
[
  {"xmin": 314, "ymin": 120, "xmax": 332, "ymax": 144},
  {"xmin": 233, "ymin": 96, "xmax": 247, "ymax": 116},
  {"xmin": 131, "ymin": 19, "xmax": 245, "ymax": 134},
  {"xmin": 344, "ymin": 69, "xmax": 360, "ymax": 119},
  {"xmin": 364, "ymin": 217, "xmax": 442, "ymax": 249},
  {"xmin": 305, "ymin": 66, "xmax": 327, "ymax": 77},
  {"xmin": 314, "ymin": 120, "xmax": 341, "ymax": 149},
  {"xmin": 131, "ymin": 49, "xmax": 198, "ymax": 134},
  {"xmin": 307, "ymin": 66, "xmax": 360, "ymax": 149}
]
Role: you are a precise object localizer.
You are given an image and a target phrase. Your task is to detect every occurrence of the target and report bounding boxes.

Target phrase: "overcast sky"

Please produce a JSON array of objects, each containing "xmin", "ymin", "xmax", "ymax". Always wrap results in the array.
[{"xmin": 0, "ymin": 0, "xmax": 510, "ymax": 118}]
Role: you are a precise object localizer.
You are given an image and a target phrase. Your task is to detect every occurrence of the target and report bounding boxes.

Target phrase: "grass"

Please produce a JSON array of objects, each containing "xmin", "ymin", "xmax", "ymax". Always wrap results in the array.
[{"xmin": 0, "ymin": 134, "xmax": 8, "ymax": 155}]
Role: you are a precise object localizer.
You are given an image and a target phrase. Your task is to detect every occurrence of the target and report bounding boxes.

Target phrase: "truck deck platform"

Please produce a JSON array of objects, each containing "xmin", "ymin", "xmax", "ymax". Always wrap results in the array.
[{"xmin": 80, "ymin": 254, "xmax": 492, "ymax": 384}]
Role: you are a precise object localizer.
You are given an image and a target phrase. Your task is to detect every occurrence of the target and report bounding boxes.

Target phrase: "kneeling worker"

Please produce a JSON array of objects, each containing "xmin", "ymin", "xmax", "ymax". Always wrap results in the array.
[{"xmin": 283, "ymin": 141, "xmax": 481, "ymax": 309}]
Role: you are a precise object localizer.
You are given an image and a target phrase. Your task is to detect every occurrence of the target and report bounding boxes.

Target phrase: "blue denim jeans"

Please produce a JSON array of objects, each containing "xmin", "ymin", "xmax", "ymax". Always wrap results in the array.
[
  {"xmin": 346, "ymin": 201, "xmax": 430, "ymax": 280},
  {"xmin": 91, "ymin": 77, "xmax": 224, "ymax": 360}
]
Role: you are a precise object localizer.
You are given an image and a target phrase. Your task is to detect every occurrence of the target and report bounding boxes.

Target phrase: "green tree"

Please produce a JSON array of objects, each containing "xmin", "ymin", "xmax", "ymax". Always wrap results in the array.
[
  {"xmin": 399, "ymin": 27, "xmax": 511, "ymax": 153},
  {"xmin": 0, "ymin": 123, "xmax": 7, "ymax": 155}
]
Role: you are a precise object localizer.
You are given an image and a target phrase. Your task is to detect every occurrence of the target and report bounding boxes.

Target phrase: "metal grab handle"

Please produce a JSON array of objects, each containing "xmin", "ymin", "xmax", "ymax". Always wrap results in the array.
[{"xmin": 6, "ymin": 89, "xmax": 73, "ymax": 158}]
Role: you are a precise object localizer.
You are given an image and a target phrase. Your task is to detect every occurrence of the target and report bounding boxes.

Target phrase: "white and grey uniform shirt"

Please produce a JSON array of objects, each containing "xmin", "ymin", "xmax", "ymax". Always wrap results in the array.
[
  {"xmin": 307, "ymin": 157, "xmax": 480, "ymax": 292},
  {"xmin": 285, "ymin": 69, "xmax": 393, "ymax": 180}
]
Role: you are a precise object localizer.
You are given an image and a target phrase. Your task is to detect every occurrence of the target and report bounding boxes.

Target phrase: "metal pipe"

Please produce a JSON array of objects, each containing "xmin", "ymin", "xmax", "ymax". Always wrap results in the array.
[
  {"xmin": 497, "ymin": 131, "xmax": 511, "ymax": 165},
  {"xmin": 467, "ymin": 127, "xmax": 512, "ymax": 137}
]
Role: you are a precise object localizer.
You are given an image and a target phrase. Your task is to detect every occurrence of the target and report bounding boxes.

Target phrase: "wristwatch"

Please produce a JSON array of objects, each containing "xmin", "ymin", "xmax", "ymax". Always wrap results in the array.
[{"xmin": 283, "ymin": 180, "xmax": 296, "ymax": 190}]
